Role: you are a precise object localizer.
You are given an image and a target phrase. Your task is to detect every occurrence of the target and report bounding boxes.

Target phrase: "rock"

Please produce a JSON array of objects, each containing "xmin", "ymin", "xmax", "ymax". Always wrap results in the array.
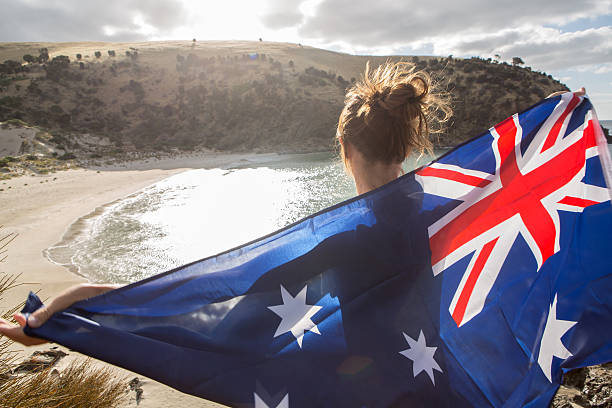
[
  {"xmin": 552, "ymin": 364, "xmax": 612, "ymax": 408},
  {"xmin": 12, "ymin": 349, "xmax": 68, "ymax": 374},
  {"xmin": 129, "ymin": 377, "xmax": 144, "ymax": 405},
  {"xmin": 582, "ymin": 364, "xmax": 612, "ymax": 407}
]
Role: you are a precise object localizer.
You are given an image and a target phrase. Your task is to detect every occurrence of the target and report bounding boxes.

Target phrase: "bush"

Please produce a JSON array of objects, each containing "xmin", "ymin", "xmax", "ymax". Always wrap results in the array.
[
  {"xmin": 23, "ymin": 54, "xmax": 36, "ymax": 64},
  {"xmin": 0, "ymin": 96, "xmax": 23, "ymax": 108},
  {"xmin": 38, "ymin": 48, "xmax": 49, "ymax": 63},
  {"xmin": 58, "ymin": 152, "xmax": 76, "ymax": 160},
  {"xmin": 0, "ymin": 60, "xmax": 22, "ymax": 75},
  {"xmin": 45, "ymin": 56, "xmax": 71, "ymax": 81},
  {"xmin": 76, "ymin": 54, "xmax": 82, "ymax": 60},
  {"xmin": 94, "ymin": 51, "xmax": 102, "ymax": 59}
]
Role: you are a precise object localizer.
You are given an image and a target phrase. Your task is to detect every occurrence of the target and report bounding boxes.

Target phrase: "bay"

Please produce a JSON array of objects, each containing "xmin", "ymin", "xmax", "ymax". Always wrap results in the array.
[{"xmin": 46, "ymin": 152, "xmax": 439, "ymax": 283}]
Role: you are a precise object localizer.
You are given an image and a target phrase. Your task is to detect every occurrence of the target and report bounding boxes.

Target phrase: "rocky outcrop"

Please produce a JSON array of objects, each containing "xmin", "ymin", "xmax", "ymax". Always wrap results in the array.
[{"xmin": 552, "ymin": 364, "xmax": 612, "ymax": 408}]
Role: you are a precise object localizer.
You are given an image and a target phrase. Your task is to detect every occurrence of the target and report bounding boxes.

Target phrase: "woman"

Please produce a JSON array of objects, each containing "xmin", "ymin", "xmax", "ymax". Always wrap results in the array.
[{"xmin": 0, "ymin": 61, "xmax": 582, "ymax": 346}]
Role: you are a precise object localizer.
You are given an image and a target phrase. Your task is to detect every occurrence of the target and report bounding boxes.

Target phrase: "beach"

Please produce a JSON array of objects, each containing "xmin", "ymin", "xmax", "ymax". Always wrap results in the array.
[{"xmin": 0, "ymin": 153, "xmax": 264, "ymax": 407}]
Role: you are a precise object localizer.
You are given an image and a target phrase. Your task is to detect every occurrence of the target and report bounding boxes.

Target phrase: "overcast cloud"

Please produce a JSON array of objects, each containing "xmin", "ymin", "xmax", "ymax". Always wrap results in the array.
[
  {"xmin": 0, "ymin": 0, "xmax": 187, "ymax": 41},
  {"xmin": 259, "ymin": 0, "xmax": 305, "ymax": 29},
  {"xmin": 289, "ymin": 0, "xmax": 612, "ymax": 72}
]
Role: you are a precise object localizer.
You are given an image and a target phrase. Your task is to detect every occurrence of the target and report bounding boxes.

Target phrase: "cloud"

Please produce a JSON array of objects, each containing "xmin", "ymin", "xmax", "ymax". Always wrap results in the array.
[
  {"xmin": 269, "ymin": 0, "xmax": 612, "ymax": 72},
  {"xmin": 0, "ymin": 0, "xmax": 187, "ymax": 42},
  {"xmin": 433, "ymin": 26, "xmax": 612, "ymax": 71},
  {"xmin": 259, "ymin": 0, "xmax": 306, "ymax": 29},
  {"xmin": 294, "ymin": 0, "xmax": 610, "ymax": 45}
]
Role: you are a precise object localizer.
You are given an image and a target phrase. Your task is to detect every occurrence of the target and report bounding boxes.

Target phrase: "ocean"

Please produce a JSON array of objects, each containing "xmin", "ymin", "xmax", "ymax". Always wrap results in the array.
[
  {"xmin": 46, "ymin": 136, "xmax": 612, "ymax": 285},
  {"xmin": 46, "ymin": 152, "xmax": 439, "ymax": 284}
]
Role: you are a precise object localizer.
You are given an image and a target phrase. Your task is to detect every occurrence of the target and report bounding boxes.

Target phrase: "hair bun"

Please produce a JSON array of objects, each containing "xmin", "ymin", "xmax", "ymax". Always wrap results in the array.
[
  {"xmin": 378, "ymin": 81, "xmax": 424, "ymax": 115},
  {"xmin": 336, "ymin": 60, "xmax": 452, "ymax": 165}
]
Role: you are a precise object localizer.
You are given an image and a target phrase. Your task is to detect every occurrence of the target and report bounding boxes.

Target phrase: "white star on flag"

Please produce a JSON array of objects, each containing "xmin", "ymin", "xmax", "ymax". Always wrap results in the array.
[
  {"xmin": 254, "ymin": 392, "xmax": 289, "ymax": 408},
  {"xmin": 268, "ymin": 285, "xmax": 322, "ymax": 348},
  {"xmin": 537, "ymin": 294, "xmax": 577, "ymax": 382},
  {"xmin": 399, "ymin": 330, "xmax": 443, "ymax": 385}
]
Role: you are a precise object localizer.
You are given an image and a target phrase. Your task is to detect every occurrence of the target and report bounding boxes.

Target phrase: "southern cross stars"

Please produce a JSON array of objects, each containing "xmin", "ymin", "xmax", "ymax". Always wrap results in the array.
[
  {"xmin": 268, "ymin": 285, "xmax": 322, "ymax": 348},
  {"xmin": 254, "ymin": 392, "xmax": 289, "ymax": 408},
  {"xmin": 399, "ymin": 330, "xmax": 443, "ymax": 385},
  {"xmin": 537, "ymin": 294, "xmax": 576, "ymax": 382}
]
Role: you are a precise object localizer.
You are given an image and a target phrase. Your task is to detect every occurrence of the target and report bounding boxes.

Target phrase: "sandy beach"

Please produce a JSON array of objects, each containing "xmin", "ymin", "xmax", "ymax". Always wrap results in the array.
[{"xmin": 0, "ymin": 152, "xmax": 274, "ymax": 407}]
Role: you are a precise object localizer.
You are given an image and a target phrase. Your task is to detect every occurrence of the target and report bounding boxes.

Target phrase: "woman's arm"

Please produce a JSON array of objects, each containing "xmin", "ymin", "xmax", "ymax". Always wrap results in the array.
[{"xmin": 0, "ymin": 283, "xmax": 120, "ymax": 346}]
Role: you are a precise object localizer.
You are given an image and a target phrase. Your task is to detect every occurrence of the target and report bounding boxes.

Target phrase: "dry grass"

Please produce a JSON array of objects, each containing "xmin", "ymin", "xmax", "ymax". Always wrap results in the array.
[
  {"xmin": 0, "ymin": 359, "xmax": 127, "ymax": 408},
  {"xmin": 0, "ymin": 226, "xmax": 128, "ymax": 408}
]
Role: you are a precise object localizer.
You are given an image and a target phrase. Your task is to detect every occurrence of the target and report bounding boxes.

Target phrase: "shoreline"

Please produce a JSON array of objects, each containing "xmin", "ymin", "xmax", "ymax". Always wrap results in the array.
[{"xmin": 0, "ymin": 150, "xmax": 273, "ymax": 407}]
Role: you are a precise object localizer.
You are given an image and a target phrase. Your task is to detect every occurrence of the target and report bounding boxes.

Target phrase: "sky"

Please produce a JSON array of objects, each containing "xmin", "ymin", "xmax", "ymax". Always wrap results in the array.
[{"xmin": 1, "ymin": 0, "xmax": 611, "ymax": 118}]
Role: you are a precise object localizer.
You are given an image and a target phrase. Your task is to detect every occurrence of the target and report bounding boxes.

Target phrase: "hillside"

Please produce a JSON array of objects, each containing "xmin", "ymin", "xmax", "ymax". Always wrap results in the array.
[{"xmin": 0, "ymin": 41, "xmax": 568, "ymax": 157}]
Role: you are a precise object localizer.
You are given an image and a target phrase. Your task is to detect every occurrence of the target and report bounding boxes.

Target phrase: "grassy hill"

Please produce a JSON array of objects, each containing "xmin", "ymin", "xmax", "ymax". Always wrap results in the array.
[{"xmin": 0, "ymin": 41, "xmax": 568, "ymax": 156}]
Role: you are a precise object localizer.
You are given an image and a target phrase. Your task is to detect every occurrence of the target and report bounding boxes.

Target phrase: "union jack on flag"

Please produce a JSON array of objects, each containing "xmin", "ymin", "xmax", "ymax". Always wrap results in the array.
[
  {"xmin": 23, "ymin": 93, "xmax": 612, "ymax": 407},
  {"xmin": 417, "ymin": 92, "xmax": 610, "ymax": 327}
]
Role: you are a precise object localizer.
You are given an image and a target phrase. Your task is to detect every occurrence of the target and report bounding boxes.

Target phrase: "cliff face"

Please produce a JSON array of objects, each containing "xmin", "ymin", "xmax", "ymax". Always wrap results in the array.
[{"xmin": 0, "ymin": 41, "xmax": 568, "ymax": 154}]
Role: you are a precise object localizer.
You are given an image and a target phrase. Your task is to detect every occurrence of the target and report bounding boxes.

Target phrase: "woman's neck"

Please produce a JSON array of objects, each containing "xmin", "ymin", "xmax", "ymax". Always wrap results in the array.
[{"xmin": 351, "ymin": 160, "xmax": 403, "ymax": 195}]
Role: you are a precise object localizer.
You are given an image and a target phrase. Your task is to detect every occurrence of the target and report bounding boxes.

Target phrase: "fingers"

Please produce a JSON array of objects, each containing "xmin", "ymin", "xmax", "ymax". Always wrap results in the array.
[
  {"xmin": 13, "ymin": 313, "xmax": 26, "ymax": 327},
  {"xmin": 0, "ymin": 283, "xmax": 122, "ymax": 346},
  {"xmin": 0, "ymin": 317, "xmax": 48, "ymax": 346},
  {"xmin": 574, "ymin": 87, "xmax": 586, "ymax": 96},
  {"xmin": 547, "ymin": 88, "xmax": 587, "ymax": 99}
]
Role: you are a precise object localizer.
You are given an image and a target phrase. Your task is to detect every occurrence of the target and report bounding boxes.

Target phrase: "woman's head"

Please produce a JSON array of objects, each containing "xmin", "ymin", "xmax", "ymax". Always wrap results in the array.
[{"xmin": 336, "ymin": 61, "xmax": 452, "ymax": 172}]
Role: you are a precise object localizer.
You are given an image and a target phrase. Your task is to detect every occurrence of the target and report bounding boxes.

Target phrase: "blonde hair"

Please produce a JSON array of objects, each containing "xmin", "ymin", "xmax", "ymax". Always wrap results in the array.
[{"xmin": 336, "ymin": 61, "xmax": 452, "ymax": 166}]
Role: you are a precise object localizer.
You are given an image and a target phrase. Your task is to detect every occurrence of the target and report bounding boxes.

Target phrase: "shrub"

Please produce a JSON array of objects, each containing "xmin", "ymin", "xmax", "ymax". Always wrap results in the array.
[
  {"xmin": 45, "ymin": 56, "xmax": 71, "ymax": 81},
  {"xmin": 0, "ymin": 96, "xmax": 23, "ymax": 108},
  {"xmin": 58, "ymin": 152, "xmax": 76, "ymax": 160},
  {"xmin": 76, "ymin": 54, "xmax": 82, "ymax": 60},
  {"xmin": 38, "ymin": 48, "xmax": 49, "ymax": 63},
  {"xmin": 0, "ymin": 60, "xmax": 22, "ymax": 74},
  {"xmin": 23, "ymin": 54, "xmax": 36, "ymax": 64},
  {"xmin": 94, "ymin": 51, "xmax": 102, "ymax": 59},
  {"xmin": 108, "ymin": 50, "xmax": 116, "ymax": 57}
]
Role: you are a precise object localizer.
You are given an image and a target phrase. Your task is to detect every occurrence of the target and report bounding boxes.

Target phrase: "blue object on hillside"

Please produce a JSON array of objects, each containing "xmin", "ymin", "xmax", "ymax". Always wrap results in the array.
[{"xmin": 23, "ymin": 93, "xmax": 612, "ymax": 407}]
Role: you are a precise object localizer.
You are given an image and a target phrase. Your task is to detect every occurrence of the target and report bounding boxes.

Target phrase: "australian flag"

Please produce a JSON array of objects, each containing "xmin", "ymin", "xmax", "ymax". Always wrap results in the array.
[{"xmin": 23, "ymin": 93, "xmax": 612, "ymax": 407}]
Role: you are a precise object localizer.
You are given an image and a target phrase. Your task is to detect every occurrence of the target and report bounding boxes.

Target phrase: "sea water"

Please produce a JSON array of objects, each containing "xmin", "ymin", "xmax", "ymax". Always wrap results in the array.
[{"xmin": 45, "ymin": 152, "xmax": 439, "ymax": 283}]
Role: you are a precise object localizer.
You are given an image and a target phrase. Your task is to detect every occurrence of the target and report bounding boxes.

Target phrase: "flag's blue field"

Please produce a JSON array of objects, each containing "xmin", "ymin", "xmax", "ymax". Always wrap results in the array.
[{"xmin": 24, "ymin": 93, "xmax": 612, "ymax": 407}]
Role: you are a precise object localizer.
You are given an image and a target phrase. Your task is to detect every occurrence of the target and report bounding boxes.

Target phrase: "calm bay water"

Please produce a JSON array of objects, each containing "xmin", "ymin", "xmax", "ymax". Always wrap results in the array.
[{"xmin": 46, "ymin": 152, "xmax": 438, "ymax": 283}]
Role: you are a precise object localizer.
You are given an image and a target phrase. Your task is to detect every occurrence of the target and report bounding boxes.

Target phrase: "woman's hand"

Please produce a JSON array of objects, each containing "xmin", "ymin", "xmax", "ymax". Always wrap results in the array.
[
  {"xmin": 0, "ymin": 283, "xmax": 120, "ymax": 346},
  {"xmin": 547, "ymin": 87, "xmax": 586, "ymax": 99}
]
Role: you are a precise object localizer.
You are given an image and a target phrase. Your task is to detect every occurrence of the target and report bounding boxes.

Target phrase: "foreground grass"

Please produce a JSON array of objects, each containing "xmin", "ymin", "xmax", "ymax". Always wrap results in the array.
[
  {"xmin": 0, "ymin": 228, "xmax": 128, "ymax": 408},
  {"xmin": 0, "ymin": 359, "xmax": 127, "ymax": 408}
]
